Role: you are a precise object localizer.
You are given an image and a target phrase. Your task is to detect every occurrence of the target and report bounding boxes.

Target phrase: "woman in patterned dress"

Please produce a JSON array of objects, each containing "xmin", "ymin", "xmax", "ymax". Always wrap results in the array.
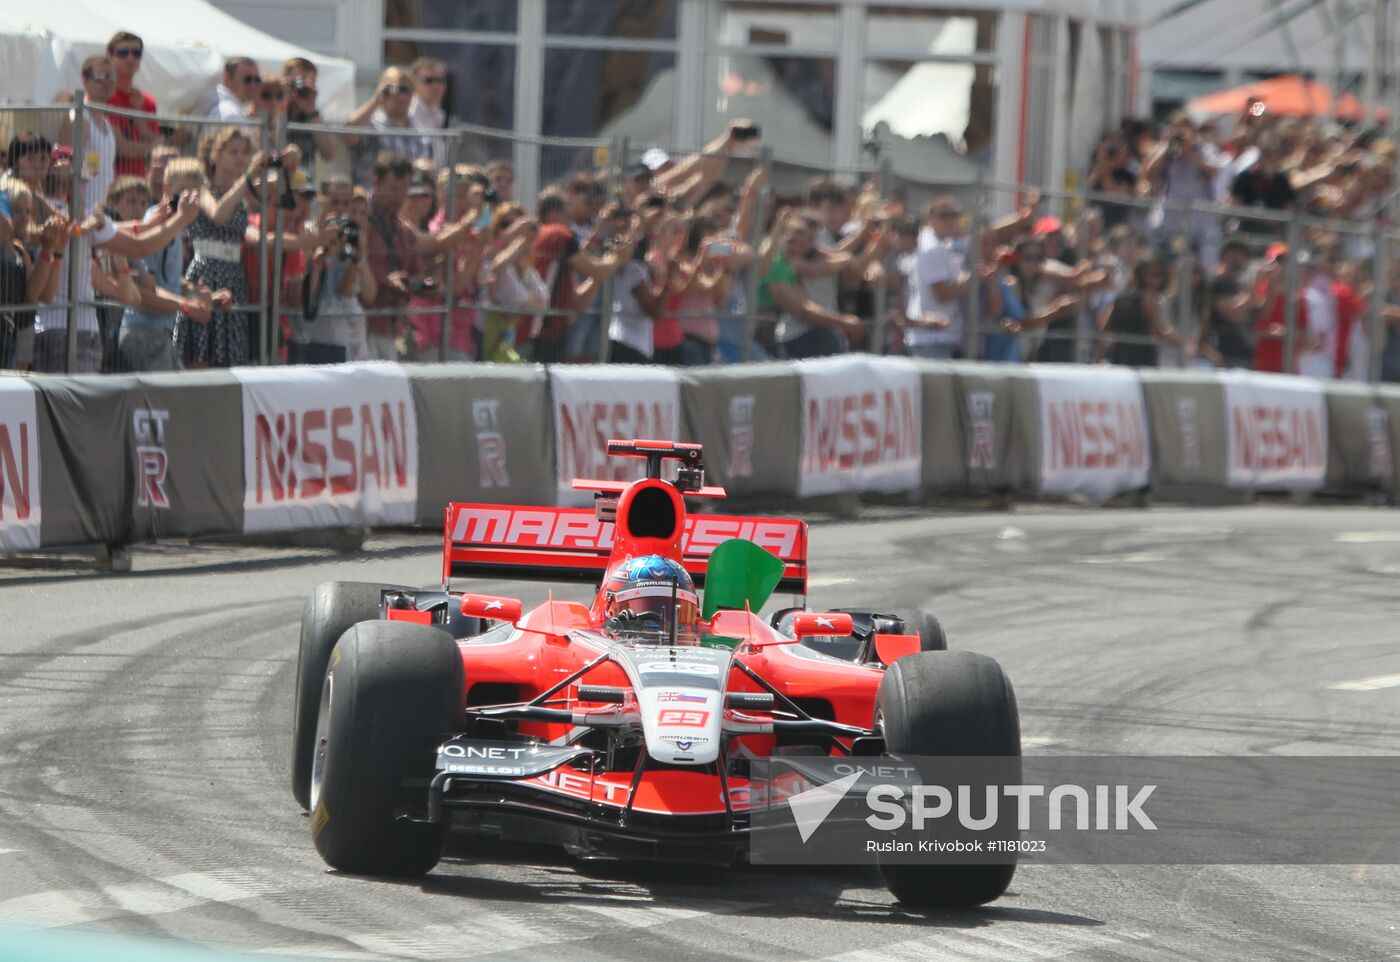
[{"xmin": 177, "ymin": 126, "xmax": 269, "ymax": 367}]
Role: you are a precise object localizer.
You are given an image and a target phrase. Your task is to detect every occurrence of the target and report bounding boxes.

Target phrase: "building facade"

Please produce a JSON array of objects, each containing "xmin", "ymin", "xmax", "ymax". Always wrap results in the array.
[{"xmin": 213, "ymin": 0, "xmax": 1138, "ymax": 204}]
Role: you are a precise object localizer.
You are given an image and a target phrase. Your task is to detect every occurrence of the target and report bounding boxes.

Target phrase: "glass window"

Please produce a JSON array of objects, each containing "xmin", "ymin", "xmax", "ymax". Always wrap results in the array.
[
  {"xmin": 384, "ymin": 0, "xmax": 518, "ymax": 32},
  {"xmin": 542, "ymin": 48, "xmax": 677, "ymax": 140},
  {"xmin": 862, "ymin": 61, "xmax": 996, "ymax": 165},
  {"xmin": 384, "ymin": 42, "xmax": 516, "ymax": 130},
  {"xmin": 546, "ymin": 0, "xmax": 678, "ymax": 40},
  {"xmin": 706, "ymin": 2, "xmax": 837, "ymax": 50},
  {"xmin": 866, "ymin": 6, "xmax": 997, "ymax": 57},
  {"xmin": 704, "ymin": 54, "xmax": 834, "ymax": 162}
]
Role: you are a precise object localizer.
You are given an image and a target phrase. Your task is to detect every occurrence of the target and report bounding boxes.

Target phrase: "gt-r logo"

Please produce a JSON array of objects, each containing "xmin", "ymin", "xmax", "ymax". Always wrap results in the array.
[
  {"xmin": 729, "ymin": 395, "xmax": 755, "ymax": 479},
  {"xmin": 658, "ymin": 709, "xmax": 709, "ymax": 727},
  {"xmin": 472, "ymin": 399, "xmax": 510, "ymax": 489},
  {"xmin": 1367, "ymin": 407, "xmax": 1391, "ymax": 480},
  {"xmin": 968, "ymin": 392, "xmax": 995, "ymax": 471},
  {"xmin": 133, "ymin": 408, "xmax": 170, "ymax": 509},
  {"xmin": 1177, "ymin": 396, "xmax": 1201, "ymax": 472}
]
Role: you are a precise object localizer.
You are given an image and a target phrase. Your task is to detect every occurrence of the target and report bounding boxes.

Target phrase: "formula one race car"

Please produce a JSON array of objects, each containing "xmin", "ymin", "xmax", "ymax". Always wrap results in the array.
[{"xmin": 291, "ymin": 440, "xmax": 1020, "ymax": 907}]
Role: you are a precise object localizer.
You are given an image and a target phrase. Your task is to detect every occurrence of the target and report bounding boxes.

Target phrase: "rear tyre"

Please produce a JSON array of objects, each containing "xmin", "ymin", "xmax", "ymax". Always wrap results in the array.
[
  {"xmin": 291, "ymin": 581, "xmax": 410, "ymax": 809},
  {"xmin": 918, "ymin": 609, "xmax": 948, "ymax": 651},
  {"xmin": 875, "ymin": 650, "xmax": 1020, "ymax": 908},
  {"xmin": 310, "ymin": 620, "xmax": 463, "ymax": 876}
]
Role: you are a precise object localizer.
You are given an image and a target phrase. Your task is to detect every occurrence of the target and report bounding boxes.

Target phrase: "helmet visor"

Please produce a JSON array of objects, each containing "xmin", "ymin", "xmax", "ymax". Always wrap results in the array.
[{"xmin": 609, "ymin": 584, "xmax": 700, "ymax": 644}]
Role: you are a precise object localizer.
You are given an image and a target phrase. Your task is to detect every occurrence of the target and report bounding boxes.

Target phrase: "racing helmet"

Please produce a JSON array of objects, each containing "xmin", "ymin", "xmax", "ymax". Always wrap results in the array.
[{"xmin": 603, "ymin": 555, "xmax": 700, "ymax": 644}]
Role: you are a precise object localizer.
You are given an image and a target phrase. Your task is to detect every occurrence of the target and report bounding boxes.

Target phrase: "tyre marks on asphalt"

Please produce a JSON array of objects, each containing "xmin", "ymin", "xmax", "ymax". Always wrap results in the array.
[{"xmin": 0, "ymin": 870, "xmax": 275, "ymax": 929}]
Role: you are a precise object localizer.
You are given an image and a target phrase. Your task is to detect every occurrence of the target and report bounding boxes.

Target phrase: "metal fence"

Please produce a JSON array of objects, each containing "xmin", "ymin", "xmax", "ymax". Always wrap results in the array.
[{"xmin": 3, "ymin": 99, "xmax": 1399, "ymax": 384}]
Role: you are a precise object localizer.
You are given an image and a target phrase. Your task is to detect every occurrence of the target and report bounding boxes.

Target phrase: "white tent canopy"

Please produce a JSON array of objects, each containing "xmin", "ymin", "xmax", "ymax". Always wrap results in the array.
[{"xmin": 1, "ymin": 0, "xmax": 355, "ymax": 120}]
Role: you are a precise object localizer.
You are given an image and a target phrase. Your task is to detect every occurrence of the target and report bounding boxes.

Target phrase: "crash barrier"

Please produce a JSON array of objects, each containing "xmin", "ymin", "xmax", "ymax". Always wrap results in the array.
[{"xmin": 1, "ymin": 356, "xmax": 1395, "ymax": 553}]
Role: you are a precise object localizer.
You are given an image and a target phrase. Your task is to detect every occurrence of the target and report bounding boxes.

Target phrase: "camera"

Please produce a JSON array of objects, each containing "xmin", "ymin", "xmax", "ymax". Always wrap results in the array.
[
  {"xmin": 483, "ymin": 187, "xmax": 501, "ymax": 205},
  {"xmin": 267, "ymin": 155, "xmax": 284, "ymax": 170},
  {"xmin": 404, "ymin": 276, "xmax": 434, "ymax": 294},
  {"xmin": 336, "ymin": 216, "xmax": 360, "ymax": 261},
  {"xmin": 289, "ymin": 75, "xmax": 313, "ymax": 96},
  {"xmin": 731, "ymin": 121, "xmax": 761, "ymax": 141}
]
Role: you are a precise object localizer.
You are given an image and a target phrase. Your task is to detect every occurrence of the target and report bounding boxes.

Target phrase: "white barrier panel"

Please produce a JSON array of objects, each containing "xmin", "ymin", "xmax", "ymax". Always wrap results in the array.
[
  {"xmin": 1031, "ymin": 365, "xmax": 1149, "ymax": 502},
  {"xmin": 797, "ymin": 357, "xmax": 922, "ymax": 497},
  {"xmin": 235, "ymin": 364, "xmax": 419, "ymax": 532},
  {"xmin": 1221, "ymin": 371, "xmax": 1327, "ymax": 490},
  {"xmin": 551, "ymin": 366, "xmax": 681, "ymax": 506},
  {"xmin": 0, "ymin": 379, "xmax": 41, "ymax": 550}
]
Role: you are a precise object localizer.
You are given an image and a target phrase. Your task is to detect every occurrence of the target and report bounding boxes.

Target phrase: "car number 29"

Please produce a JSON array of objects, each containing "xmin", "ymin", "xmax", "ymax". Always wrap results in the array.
[{"xmin": 637, "ymin": 662, "xmax": 720, "ymax": 676}]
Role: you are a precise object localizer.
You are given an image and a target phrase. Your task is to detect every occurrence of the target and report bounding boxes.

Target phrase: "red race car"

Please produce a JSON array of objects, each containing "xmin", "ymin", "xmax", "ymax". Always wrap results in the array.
[{"xmin": 291, "ymin": 439, "xmax": 1021, "ymax": 907}]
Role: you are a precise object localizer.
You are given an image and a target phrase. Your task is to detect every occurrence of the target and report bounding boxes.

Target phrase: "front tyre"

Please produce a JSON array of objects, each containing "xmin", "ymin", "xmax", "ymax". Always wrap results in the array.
[
  {"xmin": 310, "ymin": 620, "xmax": 463, "ymax": 877},
  {"xmin": 291, "ymin": 581, "xmax": 410, "ymax": 809},
  {"xmin": 875, "ymin": 650, "xmax": 1020, "ymax": 908},
  {"xmin": 918, "ymin": 609, "xmax": 948, "ymax": 651}
]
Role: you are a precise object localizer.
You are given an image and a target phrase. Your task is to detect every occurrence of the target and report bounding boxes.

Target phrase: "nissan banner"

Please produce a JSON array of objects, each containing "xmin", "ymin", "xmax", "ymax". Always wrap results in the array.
[
  {"xmin": 1031, "ymin": 365, "xmax": 1150, "ymax": 502},
  {"xmin": 0, "ymin": 378, "xmax": 40, "ymax": 550},
  {"xmin": 551, "ymin": 366, "xmax": 681, "ymax": 506},
  {"xmin": 236, "ymin": 364, "xmax": 419, "ymax": 532},
  {"xmin": 1221, "ymin": 371, "xmax": 1326, "ymax": 490},
  {"xmin": 797, "ymin": 357, "xmax": 922, "ymax": 497}
]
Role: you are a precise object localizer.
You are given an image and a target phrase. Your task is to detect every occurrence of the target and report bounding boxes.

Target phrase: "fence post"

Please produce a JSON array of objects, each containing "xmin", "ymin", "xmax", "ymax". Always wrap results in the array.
[
  {"xmin": 598, "ymin": 135, "xmax": 633, "ymax": 364},
  {"xmin": 440, "ymin": 132, "xmax": 460, "ymax": 364},
  {"xmin": 741, "ymin": 146, "xmax": 773, "ymax": 363},
  {"xmin": 255, "ymin": 116, "xmax": 272, "ymax": 366},
  {"xmin": 869, "ymin": 154, "xmax": 893, "ymax": 355},
  {"xmin": 1282, "ymin": 210, "xmax": 1302, "ymax": 375},
  {"xmin": 963, "ymin": 167, "xmax": 985, "ymax": 362},
  {"xmin": 267, "ymin": 112, "xmax": 288, "ymax": 366},
  {"xmin": 1173, "ymin": 235, "xmax": 1192, "ymax": 370},
  {"xmin": 1369, "ymin": 222, "xmax": 1388, "ymax": 384},
  {"xmin": 65, "ymin": 91, "xmax": 86, "ymax": 375}
]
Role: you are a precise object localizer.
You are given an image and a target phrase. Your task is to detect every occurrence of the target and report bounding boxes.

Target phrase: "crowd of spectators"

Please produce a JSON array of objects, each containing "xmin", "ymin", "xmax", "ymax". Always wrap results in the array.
[{"xmin": 2, "ymin": 33, "xmax": 1400, "ymax": 382}]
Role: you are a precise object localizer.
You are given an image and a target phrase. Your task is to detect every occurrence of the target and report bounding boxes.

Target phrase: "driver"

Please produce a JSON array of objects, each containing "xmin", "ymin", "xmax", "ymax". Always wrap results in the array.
[{"xmin": 602, "ymin": 555, "xmax": 700, "ymax": 645}]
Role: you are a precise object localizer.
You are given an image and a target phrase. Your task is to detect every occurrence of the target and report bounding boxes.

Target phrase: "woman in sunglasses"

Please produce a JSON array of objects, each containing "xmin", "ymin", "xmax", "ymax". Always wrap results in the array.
[{"xmin": 348, "ymin": 67, "xmax": 435, "ymax": 186}]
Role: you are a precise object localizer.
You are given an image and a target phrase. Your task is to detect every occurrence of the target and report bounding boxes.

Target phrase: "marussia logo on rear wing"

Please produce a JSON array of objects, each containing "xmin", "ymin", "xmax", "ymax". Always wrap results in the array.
[{"xmin": 447, "ymin": 505, "xmax": 806, "ymax": 561}]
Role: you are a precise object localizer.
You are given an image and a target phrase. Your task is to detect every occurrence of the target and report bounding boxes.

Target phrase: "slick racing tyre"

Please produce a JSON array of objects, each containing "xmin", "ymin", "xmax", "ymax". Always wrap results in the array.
[
  {"xmin": 875, "ymin": 650, "xmax": 1020, "ymax": 908},
  {"xmin": 919, "ymin": 609, "xmax": 948, "ymax": 651},
  {"xmin": 292, "ymin": 581, "xmax": 410, "ymax": 810},
  {"xmin": 310, "ymin": 620, "xmax": 464, "ymax": 877}
]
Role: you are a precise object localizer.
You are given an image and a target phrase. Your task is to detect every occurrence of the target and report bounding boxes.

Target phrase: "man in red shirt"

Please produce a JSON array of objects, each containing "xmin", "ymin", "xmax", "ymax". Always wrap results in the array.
[
  {"xmin": 106, "ymin": 31, "xmax": 159, "ymax": 178},
  {"xmin": 1252, "ymin": 243, "xmax": 1310, "ymax": 373},
  {"xmin": 1330, "ymin": 260, "xmax": 1369, "ymax": 379},
  {"xmin": 361, "ymin": 153, "xmax": 430, "ymax": 360}
]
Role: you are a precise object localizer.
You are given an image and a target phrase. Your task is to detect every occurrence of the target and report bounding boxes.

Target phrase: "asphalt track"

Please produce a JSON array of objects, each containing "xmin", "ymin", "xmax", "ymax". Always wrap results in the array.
[{"xmin": 1, "ymin": 506, "xmax": 1399, "ymax": 962}]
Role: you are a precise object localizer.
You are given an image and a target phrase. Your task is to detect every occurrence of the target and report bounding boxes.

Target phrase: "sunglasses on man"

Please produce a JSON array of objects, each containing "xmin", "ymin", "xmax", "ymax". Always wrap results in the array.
[
  {"xmin": 384, "ymin": 84, "xmax": 413, "ymax": 96},
  {"xmin": 419, "ymin": 75, "xmax": 447, "ymax": 86},
  {"xmin": 113, "ymin": 47, "xmax": 143, "ymax": 59}
]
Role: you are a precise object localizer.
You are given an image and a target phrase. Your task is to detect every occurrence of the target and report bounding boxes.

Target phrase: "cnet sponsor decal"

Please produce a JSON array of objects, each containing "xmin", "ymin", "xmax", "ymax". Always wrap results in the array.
[
  {"xmin": 550, "ymin": 368, "xmax": 680, "ymax": 504},
  {"xmin": 798, "ymin": 358, "xmax": 922, "ymax": 496},
  {"xmin": 236, "ymin": 366, "xmax": 418, "ymax": 531},
  {"xmin": 0, "ymin": 380, "xmax": 40, "ymax": 550},
  {"xmin": 1033, "ymin": 367, "xmax": 1149, "ymax": 501},
  {"xmin": 1222, "ymin": 373, "xmax": 1326, "ymax": 489}
]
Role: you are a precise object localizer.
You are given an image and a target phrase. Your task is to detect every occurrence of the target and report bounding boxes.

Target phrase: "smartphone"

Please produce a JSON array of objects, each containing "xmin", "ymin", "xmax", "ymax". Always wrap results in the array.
[{"xmin": 732, "ymin": 123, "xmax": 761, "ymax": 141}]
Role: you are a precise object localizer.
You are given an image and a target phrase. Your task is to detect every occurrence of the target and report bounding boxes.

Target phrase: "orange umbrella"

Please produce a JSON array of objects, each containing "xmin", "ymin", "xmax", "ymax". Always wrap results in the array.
[{"xmin": 1187, "ymin": 74, "xmax": 1367, "ymax": 121}]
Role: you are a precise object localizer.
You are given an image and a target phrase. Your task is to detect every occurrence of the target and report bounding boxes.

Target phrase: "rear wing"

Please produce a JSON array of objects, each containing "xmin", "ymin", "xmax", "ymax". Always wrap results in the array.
[{"xmin": 443, "ymin": 503, "xmax": 808, "ymax": 594}]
